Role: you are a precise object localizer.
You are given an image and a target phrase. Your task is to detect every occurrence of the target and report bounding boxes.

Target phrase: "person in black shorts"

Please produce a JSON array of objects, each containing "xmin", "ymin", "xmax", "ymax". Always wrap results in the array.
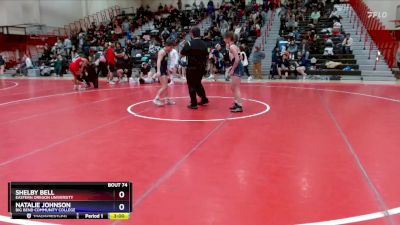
[
  {"xmin": 123, "ymin": 54, "xmax": 132, "ymax": 80},
  {"xmin": 83, "ymin": 55, "xmax": 99, "ymax": 88},
  {"xmin": 153, "ymin": 39, "xmax": 176, "ymax": 106},
  {"xmin": 180, "ymin": 27, "xmax": 209, "ymax": 109},
  {"xmin": 224, "ymin": 32, "xmax": 244, "ymax": 113},
  {"xmin": 115, "ymin": 42, "xmax": 126, "ymax": 83}
]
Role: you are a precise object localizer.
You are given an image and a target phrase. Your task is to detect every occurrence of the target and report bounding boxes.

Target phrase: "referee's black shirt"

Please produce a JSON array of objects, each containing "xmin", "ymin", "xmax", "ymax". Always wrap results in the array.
[{"xmin": 180, "ymin": 38, "xmax": 208, "ymax": 69}]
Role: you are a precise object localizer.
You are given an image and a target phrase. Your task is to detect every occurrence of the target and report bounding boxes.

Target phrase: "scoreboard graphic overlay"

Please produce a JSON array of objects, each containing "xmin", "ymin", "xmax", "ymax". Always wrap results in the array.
[{"xmin": 8, "ymin": 182, "xmax": 132, "ymax": 220}]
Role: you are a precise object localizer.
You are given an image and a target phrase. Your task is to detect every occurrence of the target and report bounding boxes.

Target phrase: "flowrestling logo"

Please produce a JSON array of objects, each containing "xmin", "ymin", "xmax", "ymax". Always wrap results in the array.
[{"xmin": 367, "ymin": 11, "xmax": 388, "ymax": 19}]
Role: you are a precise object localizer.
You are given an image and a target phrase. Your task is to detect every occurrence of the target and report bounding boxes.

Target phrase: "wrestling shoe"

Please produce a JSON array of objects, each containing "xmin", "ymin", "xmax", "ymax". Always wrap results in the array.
[
  {"xmin": 109, "ymin": 80, "xmax": 116, "ymax": 85},
  {"xmin": 207, "ymin": 74, "xmax": 214, "ymax": 79},
  {"xmin": 78, "ymin": 86, "xmax": 87, "ymax": 91},
  {"xmin": 230, "ymin": 104, "xmax": 243, "ymax": 113},
  {"xmin": 187, "ymin": 104, "xmax": 198, "ymax": 109},
  {"xmin": 153, "ymin": 98, "xmax": 164, "ymax": 106},
  {"xmin": 165, "ymin": 99, "xmax": 176, "ymax": 105},
  {"xmin": 198, "ymin": 99, "xmax": 209, "ymax": 106},
  {"xmin": 229, "ymin": 103, "xmax": 240, "ymax": 110}
]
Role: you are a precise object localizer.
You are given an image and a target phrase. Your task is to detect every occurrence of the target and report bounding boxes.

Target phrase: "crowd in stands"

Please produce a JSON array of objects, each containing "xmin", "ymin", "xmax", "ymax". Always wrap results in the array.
[
  {"xmin": 204, "ymin": 0, "xmax": 273, "ymax": 81},
  {"xmin": 271, "ymin": 0, "xmax": 354, "ymax": 80},
  {"xmin": 5, "ymin": 0, "xmax": 275, "ymax": 85}
]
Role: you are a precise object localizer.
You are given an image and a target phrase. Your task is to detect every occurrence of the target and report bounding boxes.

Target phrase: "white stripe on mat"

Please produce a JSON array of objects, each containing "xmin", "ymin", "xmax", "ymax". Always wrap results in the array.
[{"xmin": 298, "ymin": 207, "xmax": 400, "ymax": 225}]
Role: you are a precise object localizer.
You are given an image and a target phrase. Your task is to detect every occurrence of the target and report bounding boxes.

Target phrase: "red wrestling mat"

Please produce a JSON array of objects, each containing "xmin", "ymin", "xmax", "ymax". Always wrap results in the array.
[{"xmin": 1, "ymin": 79, "xmax": 400, "ymax": 225}]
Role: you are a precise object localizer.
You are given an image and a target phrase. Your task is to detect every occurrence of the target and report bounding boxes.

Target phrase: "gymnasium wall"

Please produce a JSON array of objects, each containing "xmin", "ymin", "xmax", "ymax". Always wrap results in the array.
[
  {"xmin": 0, "ymin": 0, "xmax": 41, "ymax": 26},
  {"xmin": 0, "ymin": 0, "xmax": 140, "ymax": 28}
]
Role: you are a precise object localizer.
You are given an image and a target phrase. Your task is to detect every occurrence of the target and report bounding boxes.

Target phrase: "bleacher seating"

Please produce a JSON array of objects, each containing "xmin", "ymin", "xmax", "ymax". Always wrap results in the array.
[{"xmin": 272, "ymin": 3, "xmax": 362, "ymax": 80}]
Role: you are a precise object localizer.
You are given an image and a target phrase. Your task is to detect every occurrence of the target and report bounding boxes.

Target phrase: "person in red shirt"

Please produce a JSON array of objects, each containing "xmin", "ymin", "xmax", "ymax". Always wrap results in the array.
[
  {"xmin": 69, "ymin": 56, "xmax": 88, "ymax": 91},
  {"xmin": 105, "ymin": 43, "xmax": 116, "ymax": 84}
]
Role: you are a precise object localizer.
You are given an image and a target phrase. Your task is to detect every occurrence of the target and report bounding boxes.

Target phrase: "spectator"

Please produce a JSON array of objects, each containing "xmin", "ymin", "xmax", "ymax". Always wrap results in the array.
[
  {"xmin": 295, "ymin": 54, "xmax": 311, "ymax": 80},
  {"xmin": 168, "ymin": 47, "xmax": 179, "ymax": 80},
  {"xmin": 220, "ymin": 18, "xmax": 229, "ymax": 36},
  {"xmin": 122, "ymin": 19, "xmax": 131, "ymax": 35},
  {"xmin": 64, "ymin": 37, "xmax": 72, "ymax": 58},
  {"xmin": 332, "ymin": 19, "xmax": 342, "ymax": 36},
  {"xmin": 299, "ymin": 38, "xmax": 310, "ymax": 59},
  {"xmin": 239, "ymin": 46, "xmax": 250, "ymax": 80},
  {"xmin": 161, "ymin": 27, "xmax": 170, "ymax": 42},
  {"xmin": 297, "ymin": 10, "xmax": 305, "ymax": 22},
  {"xmin": 287, "ymin": 40, "xmax": 298, "ymax": 60},
  {"xmin": 179, "ymin": 56, "xmax": 187, "ymax": 80},
  {"xmin": 271, "ymin": 46, "xmax": 281, "ymax": 78},
  {"xmin": 71, "ymin": 46, "xmax": 79, "ymax": 59},
  {"xmin": 329, "ymin": 7, "xmax": 340, "ymax": 22},
  {"xmin": 286, "ymin": 14, "xmax": 298, "ymax": 31},
  {"xmin": 208, "ymin": 44, "xmax": 222, "ymax": 81},
  {"xmin": 277, "ymin": 52, "xmax": 290, "ymax": 79},
  {"xmin": 20, "ymin": 54, "xmax": 33, "ymax": 76},
  {"xmin": 292, "ymin": 28, "xmax": 300, "ymax": 40},
  {"xmin": 54, "ymin": 54, "xmax": 65, "ymax": 77},
  {"xmin": 310, "ymin": 8, "xmax": 321, "ymax": 24},
  {"xmin": 397, "ymin": 46, "xmax": 400, "ymax": 68},
  {"xmin": 78, "ymin": 33, "xmax": 85, "ymax": 50},
  {"xmin": 115, "ymin": 42, "xmax": 126, "ymax": 82},
  {"xmin": 0, "ymin": 55, "xmax": 5, "ymax": 75},
  {"xmin": 252, "ymin": 46, "xmax": 266, "ymax": 79},
  {"xmin": 342, "ymin": 33, "xmax": 353, "ymax": 54},
  {"xmin": 324, "ymin": 36, "xmax": 334, "ymax": 55},
  {"xmin": 123, "ymin": 54, "xmax": 132, "ymax": 81},
  {"xmin": 56, "ymin": 38, "xmax": 65, "ymax": 55},
  {"xmin": 272, "ymin": 46, "xmax": 281, "ymax": 63},
  {"xmin": 170, "ymin": 29, "xmax": 178, "ymax": 41},
  {"xmin": 234, "ymin": 24, "xmax": 243, "ymax": 42},
  {"xmin": 139, "ymin": 61, "xmax": 155, "ymax": 84},
  {"xmin": 105, "ymin": 43, "xmax": 116, "ymax": 84}
]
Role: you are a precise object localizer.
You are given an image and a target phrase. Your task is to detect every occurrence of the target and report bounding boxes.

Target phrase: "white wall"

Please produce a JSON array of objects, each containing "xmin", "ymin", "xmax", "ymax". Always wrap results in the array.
[
  {"xmin": 364, "ymin": 0, "xmax": 399, "ymax": 29},
  {"xmin": 0, "ymin": 0, "xmax": 139, "ymax": 28},
  {"xmin": 86, "ymin": 0, "xmax": 118, "ymax": 15},
  {"xmin": 118, "ymin": 0, "xmax": 141, "ymax": 9},
  {"xmin": 39, "ymin": 0, "xmax": 85, "ymax": 27},
  {"xmin": 0, "ymin": 0, "xmax": 41, "ymax": 26}
]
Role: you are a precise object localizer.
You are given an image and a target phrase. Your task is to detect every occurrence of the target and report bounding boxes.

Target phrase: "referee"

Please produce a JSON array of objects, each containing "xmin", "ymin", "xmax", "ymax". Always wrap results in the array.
[{"xmin": 181, "ymin": 27, "xmax": 209, "ymax": 109}]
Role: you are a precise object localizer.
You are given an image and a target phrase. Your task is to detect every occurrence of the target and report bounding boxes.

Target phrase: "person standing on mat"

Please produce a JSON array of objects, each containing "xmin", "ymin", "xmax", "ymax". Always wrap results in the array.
[
  {"xmin": 153, "ymin": 39, "xmax": 176, "ymax": 106},
  {"xmin": 180, "ymin": 27, "xmax": 209, "ymax": 109},
  {"xmin": 224, "ymin": 32, "xmax": 244, "ymax": 113}
]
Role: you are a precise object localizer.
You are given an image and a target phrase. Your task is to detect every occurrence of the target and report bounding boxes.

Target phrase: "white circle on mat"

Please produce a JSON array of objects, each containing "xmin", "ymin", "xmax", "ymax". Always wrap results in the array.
[{"xmin": 127, "ymin": 96, "xmax": 270, "ymax": 122}]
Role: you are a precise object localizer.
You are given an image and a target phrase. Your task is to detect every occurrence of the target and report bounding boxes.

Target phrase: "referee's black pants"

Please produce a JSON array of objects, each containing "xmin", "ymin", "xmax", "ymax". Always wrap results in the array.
[{"xmin": 186, "ymin": 68, "xmax": 208, "ymax": 106}]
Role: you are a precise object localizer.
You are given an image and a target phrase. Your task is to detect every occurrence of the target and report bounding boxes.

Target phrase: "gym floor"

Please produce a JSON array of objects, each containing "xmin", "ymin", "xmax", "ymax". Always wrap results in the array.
[{"xmin": 1, "ymin": 78, "xmax": 400, "ymax": 225}]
